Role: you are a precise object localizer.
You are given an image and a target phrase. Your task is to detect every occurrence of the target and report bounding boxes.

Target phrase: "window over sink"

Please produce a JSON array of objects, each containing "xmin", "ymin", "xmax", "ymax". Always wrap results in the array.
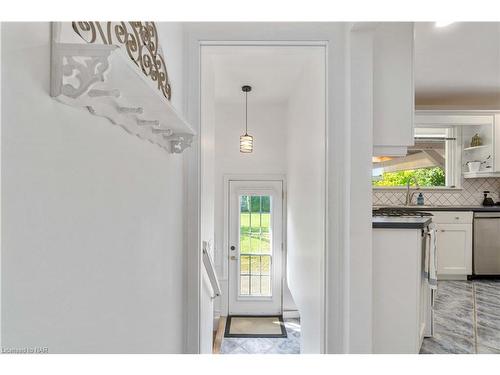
[{"xmin": 373, "ymin": 126, "xmax": 461, "ymax": 189}]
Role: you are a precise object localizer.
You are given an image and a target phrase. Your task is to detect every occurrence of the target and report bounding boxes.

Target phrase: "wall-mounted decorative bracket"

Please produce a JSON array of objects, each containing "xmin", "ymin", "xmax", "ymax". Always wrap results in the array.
[{"xmin": 50, "ymin": 22, "xmax": 195, "ymax": 154}]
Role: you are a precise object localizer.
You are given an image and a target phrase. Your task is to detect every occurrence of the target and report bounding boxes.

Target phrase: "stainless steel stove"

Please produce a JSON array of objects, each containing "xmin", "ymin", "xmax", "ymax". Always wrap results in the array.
[{"xmin": 372, "ymin": 208, "xmax": 433, "ymax": 217}]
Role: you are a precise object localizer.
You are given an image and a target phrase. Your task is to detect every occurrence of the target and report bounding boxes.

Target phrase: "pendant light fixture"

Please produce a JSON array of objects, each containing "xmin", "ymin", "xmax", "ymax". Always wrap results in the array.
[{"xmin": 240, "ymin": 85, "xmax": 253, "ymax": 153}]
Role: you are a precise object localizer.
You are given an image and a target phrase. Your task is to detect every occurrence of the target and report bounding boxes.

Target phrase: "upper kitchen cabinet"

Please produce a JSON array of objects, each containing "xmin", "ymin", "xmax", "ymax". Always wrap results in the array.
[{"xmin": 372, "ymin": 23, "xmax": 415, "ymax": 156}]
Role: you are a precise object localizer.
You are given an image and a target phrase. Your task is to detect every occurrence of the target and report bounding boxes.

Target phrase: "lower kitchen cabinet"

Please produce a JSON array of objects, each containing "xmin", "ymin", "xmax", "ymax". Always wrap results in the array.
[
  {"xmin": 425, "ymin": 211, "xmax": 473, "ymax": 280},
  {"xmin": 435, "ymin": 223, "xmax": 472, "ymax": 278}
]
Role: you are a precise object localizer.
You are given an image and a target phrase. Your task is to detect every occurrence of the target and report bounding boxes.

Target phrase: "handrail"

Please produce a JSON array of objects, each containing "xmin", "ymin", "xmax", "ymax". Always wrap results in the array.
[{"xmin": 202, "ymin": 243, "xmax": 221, "ymax": 299}]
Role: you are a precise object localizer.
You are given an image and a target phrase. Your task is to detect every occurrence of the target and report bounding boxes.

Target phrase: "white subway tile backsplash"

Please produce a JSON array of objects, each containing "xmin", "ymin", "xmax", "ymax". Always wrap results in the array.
[{"xmin": 373, "ymin": 178, "xmax": 500, "ymax": 206}]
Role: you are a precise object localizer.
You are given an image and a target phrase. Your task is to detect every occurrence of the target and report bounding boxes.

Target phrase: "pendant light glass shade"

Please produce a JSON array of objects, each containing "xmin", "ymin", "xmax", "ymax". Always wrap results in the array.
[
  {"xmin": 240, "ymin": 133, "xmax": 253, "ymax": 153},
  {"xmin": 240, "ymin": 85, "xmax": 253, "ymax": 153}
]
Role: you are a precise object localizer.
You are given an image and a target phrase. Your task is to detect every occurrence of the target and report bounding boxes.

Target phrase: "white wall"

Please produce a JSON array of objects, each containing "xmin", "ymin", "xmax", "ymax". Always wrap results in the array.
[
  {"xmin": 213, "ymin": 101, "xmax": 298, "ymax": 315},
  {"xmin": 286, "ymin": 55, "xmax": 325, "ymax": 353},
  {"xmin": 156, "ymin": 23, "xmax": 185, "ymax": 115},
  {"xmin": 349, "ymin": 28, "xmax": 374, "ymax": 353},
  {"xmin": 1, "ymin": 22, "xmax": 188, "ymax": 353},
  {"xmin": 199, "ymin": 50, "xmax": 216, "ymax": 353}
]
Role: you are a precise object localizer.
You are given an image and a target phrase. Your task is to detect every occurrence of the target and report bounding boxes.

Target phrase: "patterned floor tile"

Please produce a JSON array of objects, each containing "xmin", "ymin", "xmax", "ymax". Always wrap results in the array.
[
  {"xmin": 475, "ymin": 280, "xmax": 500, "ymax": 351},
  {"xmin": 421, "ymin": 280, "xmax": 500, "ymax": 354},
  {"xmin": 477, "ymin": 345, "xmax": 500, "ymax": 354},
  {"xmin": 420, "ymin": 281, "xmax": 475, "ymax": 354}
]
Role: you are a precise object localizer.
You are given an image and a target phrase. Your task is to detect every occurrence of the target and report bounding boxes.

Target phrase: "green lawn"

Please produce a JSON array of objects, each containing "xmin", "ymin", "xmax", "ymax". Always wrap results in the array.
[
  {"xmin": 239, "ymin": 212, "xmax": 271, "ymax": 254},
  {"xmin": 239, "ymin": 212, "xmax": 272, "ymax": 295},
  {"xmin": 240, "ymin": 212, "xmax": 270, "ymax": 233}
]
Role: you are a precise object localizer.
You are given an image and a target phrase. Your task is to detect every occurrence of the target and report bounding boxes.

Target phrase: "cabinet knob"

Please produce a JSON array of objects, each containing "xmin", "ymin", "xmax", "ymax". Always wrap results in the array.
[{"xmin": 455, "ymin": 217, "xmax": 460, "ymax": 220}]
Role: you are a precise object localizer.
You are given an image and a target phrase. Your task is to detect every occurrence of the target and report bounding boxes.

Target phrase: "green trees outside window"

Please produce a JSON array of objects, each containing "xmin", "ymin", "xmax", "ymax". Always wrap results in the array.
[{"xmin": 373, "ymin": 167, "xmax": 445, "ymax": 187}]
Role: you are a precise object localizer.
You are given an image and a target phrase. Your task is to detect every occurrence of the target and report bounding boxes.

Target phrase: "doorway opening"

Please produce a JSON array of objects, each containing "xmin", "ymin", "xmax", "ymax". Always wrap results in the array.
[{"xmin": 201, "ymin": 44, "xmax": 326, "ymax": 354}]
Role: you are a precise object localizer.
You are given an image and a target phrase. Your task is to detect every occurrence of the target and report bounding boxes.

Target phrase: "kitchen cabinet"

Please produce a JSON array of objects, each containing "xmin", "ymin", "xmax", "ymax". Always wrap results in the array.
[
  {"xmin": 372, "ymin": 23, "xmax": 415, "ymax": 156},
  {"xmin": 424, "ymin": 211, "xmax": 473, "ymax": 279},
  {"xmin": 435, "ymin": 223, "xmax": 472, "ymax": 277},
  {"xmin": 351, "ymin": 23, "xmax": 415, "ymax": 157}
]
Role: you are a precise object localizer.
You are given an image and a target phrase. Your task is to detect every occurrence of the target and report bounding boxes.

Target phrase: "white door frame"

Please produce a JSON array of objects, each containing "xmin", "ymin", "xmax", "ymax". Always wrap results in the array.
[
  {"xmin": 185, "ymin": 23, "xmax": 363, "ymax": 354},
  {"xmin": 223, "ymin": 174, "xmax": 287, "ymax": 317},
  {"xmin": 227, "ymin": 179, "xmax": 284, "ymax": 315}
]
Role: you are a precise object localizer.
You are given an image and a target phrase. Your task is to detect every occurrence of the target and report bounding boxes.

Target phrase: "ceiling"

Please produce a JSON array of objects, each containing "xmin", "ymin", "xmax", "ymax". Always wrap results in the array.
[
  {"xmin": 415, "ymin": 22, "xmax": 500, "ymax": 107},
  {"xmin": 204, "ymin": 23, "xmax": 500, "ymax": 108},
  {"xmin": 204, "ymin": 46, "xmax": 324, "ymax": 104}
]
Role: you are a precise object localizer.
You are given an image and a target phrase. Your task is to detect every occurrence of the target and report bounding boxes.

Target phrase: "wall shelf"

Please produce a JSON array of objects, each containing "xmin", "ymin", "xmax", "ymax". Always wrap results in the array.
[
  {"xmin": 463, "ymin": 145, "xmax": 489, "ymax": 152},
  {"xmin": 463, "ymin": 171, "xmax": 500, "ymax": 178},
  {"xmin": 50, "ymin": 23, "xmax": 195, "ymax": 153}
]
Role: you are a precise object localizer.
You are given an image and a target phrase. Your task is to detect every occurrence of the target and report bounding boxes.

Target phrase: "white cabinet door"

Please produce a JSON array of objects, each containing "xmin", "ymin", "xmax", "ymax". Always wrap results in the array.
[
  {"xmin": 436, "ymin": 223, "xmax": 472, "ymax": 277},
  {"xmin": 373, "ymin": 23, "xmax": 415, "ymax": 156}
]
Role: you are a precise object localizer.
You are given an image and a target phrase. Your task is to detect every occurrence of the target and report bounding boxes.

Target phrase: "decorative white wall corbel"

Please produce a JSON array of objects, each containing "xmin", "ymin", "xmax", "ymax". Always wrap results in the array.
[{"xmin": 51, "ymin": 43, "xmax": 116, "ymax": 99}]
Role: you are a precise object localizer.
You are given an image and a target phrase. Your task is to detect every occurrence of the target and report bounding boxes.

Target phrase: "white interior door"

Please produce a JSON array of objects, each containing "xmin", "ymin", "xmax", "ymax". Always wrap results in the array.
[{"xmin": 228, "ymin": 180, "xmax": 283, "ymax": 315}]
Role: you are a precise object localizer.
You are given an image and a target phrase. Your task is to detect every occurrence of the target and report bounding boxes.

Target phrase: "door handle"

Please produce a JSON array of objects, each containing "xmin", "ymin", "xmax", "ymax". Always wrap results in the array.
[{"xmin": 230, "ymin": 255, "xmax": 238, "ymax": 261}]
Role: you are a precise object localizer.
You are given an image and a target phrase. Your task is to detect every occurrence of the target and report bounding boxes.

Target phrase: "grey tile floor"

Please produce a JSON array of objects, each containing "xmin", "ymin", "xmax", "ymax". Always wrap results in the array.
[
  {"xmin": 220, "ymin": 318, "xmax": 301, "ymax": 354},
  {"xmin": 421, "ymin": 280, "xmax": 500, "ymax": 354}
]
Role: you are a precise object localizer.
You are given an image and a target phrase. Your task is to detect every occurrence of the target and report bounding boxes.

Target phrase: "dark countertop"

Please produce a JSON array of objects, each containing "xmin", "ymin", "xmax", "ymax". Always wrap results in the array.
[
  {"xmin": 372, "ymin": 216, "xmax": 433, "ymax": 229},
  {"xmin": 374, "ymin": 205, "xmax": 500, "ymax": 212}
]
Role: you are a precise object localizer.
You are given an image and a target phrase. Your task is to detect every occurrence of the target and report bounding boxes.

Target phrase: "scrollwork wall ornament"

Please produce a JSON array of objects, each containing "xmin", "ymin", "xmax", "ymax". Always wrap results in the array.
[{"xmin": 71, "ymin": 21, "xmax": 172, "ymax": 101}]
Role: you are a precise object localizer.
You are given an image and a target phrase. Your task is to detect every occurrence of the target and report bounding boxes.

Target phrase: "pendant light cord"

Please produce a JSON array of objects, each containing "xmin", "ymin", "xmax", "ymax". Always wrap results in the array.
[{"xmin": 245, "ymin": 91, "xmax": 248, "ymax": 135}]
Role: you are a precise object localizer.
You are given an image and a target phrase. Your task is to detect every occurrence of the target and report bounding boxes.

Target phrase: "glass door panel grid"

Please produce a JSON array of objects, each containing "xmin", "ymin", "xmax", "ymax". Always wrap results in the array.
[{"xmin": 239, "ymin": 195, "xmax": 272, "ymax": 296}]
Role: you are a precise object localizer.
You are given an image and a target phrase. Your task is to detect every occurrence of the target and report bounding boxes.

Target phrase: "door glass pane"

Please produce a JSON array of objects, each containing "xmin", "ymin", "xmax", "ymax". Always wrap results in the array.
[
  {"xmin": 261, "ymin": 255, "xmax": 271, "ymax": 275},
  {"xmin": 240, "ymin": 255, "xmax": 250, "ymax": 274},
  {"xmin": 251, "ymin": 275, "xmax": 261, "ymax": 295},
  {"xmin": 261, "ymin": 232, "xmax": 270, "ymax": 254},
  {"xmin": 239, "ymin": 194, "xmax": 272, "ymax": 297},
  {"xmin": 250, "ymin": 255, "xmax": 261, "ymax": 275},
  {"xmin": 240, "ymin": 275, "xmax": 250, "ymax": 295},
  {"xmin": 261, "ymin": 276, "xmax": 271, "ymax": 296}
]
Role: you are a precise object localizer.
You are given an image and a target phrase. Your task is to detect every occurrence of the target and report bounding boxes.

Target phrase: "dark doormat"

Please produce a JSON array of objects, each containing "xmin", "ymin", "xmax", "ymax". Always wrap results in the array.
[{"xmin": 224, "ymin": 315, "xmax": 287, "ymax": 338}]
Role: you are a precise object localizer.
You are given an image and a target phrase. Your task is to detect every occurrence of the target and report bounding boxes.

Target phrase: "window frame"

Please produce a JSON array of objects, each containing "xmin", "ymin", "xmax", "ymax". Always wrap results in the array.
[{"xmin": 372, "ymin": 124, "xmax": 463, "ymax": 190}]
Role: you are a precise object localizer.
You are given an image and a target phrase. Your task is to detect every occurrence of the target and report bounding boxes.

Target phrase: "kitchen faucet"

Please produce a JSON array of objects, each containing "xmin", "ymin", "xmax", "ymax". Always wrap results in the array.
[{"xmin": 405, "ymin": 176, "xmax": 420, "ymax": 206}]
